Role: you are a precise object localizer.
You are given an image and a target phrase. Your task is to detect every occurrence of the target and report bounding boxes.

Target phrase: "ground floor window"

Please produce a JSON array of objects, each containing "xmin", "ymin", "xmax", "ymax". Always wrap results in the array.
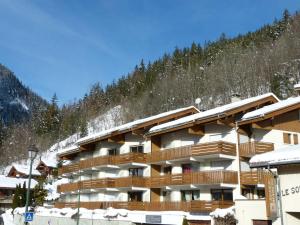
[
  {"xmin": 252, "ymin": 220, "xmax": 272, "ymax": 225},
  {"xmin": 211, "ymin": 189, "xmax": 233, "ymax": 201}
]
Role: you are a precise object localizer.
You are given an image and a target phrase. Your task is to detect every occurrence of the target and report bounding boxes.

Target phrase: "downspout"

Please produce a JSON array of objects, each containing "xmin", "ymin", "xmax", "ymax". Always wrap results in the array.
[
  {"xmin": 268, "ymin": 166, "xmax": 284, "ymax": 225},
  {"xmin": 235, "ymin": 122, "xmax": 242, "ymax": 195}
]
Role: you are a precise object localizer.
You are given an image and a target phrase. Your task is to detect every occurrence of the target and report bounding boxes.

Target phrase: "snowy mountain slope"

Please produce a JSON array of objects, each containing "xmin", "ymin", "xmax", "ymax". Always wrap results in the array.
[{"xmin": 0, "ymin": 64, "xmax": 47, "ymax": 125}]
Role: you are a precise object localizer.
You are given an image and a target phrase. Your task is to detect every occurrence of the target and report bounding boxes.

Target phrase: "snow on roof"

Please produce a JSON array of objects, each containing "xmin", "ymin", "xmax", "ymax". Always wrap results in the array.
[
  {"xmin": 148, "ymin": 93, "xmax": 278, "ymax": 135},
  {"xmin": 77, "ymin": 106, "xmax": 199, "ymax": 145},
  {"xmin": 39, "ymin": 151, "xmax": 57, "ymax": 168},
  {"xmin": 250, "ymin": 145, "xmax": 300, "ymax": 168},
  {"xmin": 11, "ymin": 164, "xmax": 41, "ymax": 176},
  {"xmin": 0, "ymin": 175, "xmax": 38, "ymax": 189},
  {"xmin": 57, "ymin": 145, "xmax": 79, "ymax": 157},
  {"xmin": 241, "ymin": 96, "xmax": 300, "ymax": 121},
  {"xmin": 294, "ymin": 83, "xmax": 300, "ymax": 89}
]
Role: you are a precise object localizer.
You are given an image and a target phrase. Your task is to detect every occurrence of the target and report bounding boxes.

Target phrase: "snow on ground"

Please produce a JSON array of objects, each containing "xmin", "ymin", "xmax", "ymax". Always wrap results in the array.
[
  {"xmin": 87, "ymin": 105, "xmax": 123, "ymax": 134},
  {"xmin": 77, "ymin": 106, "xmax": 198, "ymax": 145},
  {"xmin": 250, "ymin": 145, "xmax": 300, "ymax": 167},
  {"xmin": 2, "ymin": 209, "xmax": 16, "ymax": 225},
  {"xmin": 148, "ymin": 93, "xmax": 278, "ymax": 135}
]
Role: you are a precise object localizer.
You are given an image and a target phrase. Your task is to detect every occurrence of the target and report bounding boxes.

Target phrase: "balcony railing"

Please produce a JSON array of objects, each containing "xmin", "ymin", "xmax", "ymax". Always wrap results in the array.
[
  {"xmin": 149, "ymin": 141, "xmax": 236, "ymax": 163},
  {"xmin": 240, "ymin": 171, "xmax": 270, "ymax": 185},
  {"xmin": 239, "ymin": 141, "xmax": 274, "ymax": 158},
  {"xmin": 58, "ymin": 152, "xmax": 147, "ymax": 176},
  {"xmin": 54, "ymin": 200, "xmax": 234, "ymax": 212},
  {"xmin": 150, "ymin": 170, "xmax": 238, "ymax": 187},
  {"xmin": 57, "ymin": 176, "xmax": 149, "ymax": 193}
]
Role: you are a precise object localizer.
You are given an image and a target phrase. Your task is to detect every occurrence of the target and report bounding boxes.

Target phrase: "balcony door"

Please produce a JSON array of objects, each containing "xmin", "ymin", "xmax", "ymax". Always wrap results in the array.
[
  {"xmin": 129, "ymin": 167, "xmax": 143, "ymax": 177},
  {"xmin": 211, "ymin": 189, "xmax": 233, "ymax": 201},
  {"xmin": 181, "ymin": 190, "xmax": 200, "ymax": 201},
  {"xmin": 128, "ymin": 191, "xmax": 143, "ymax": 202}
]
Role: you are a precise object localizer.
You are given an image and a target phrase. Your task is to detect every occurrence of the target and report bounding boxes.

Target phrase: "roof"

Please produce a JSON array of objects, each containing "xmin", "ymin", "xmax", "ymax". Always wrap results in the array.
[
  {"xmin": 39, "ymin": 153, "xmax": 57, "ymax": 168},
  {"xmin": 240, "ymin": 96, "xmax": 300, "ymax": 123},
  {"xmin": 9, "ymin": 164, "xmax": 41, "ymax": 176},
  {"xmin": 250, "ymin": 145, "xmax": 300, "ymax": 168},
  {"xmin": 0, "ymin": 175, "xmax": 38, "ymax": 189},
  {"xmin": 76, "ymin": 106, "xmax": 199, "ymax": 145},
  {"xmin": 147, "ymin": 93, "xmax": 279, "ymax": 136},
  {"xmin": 57, "ymin": 145, "xmax": 80, "ymax": 157},
  {"xmin": 294, "ymin": 83, "xmax": 300, "ymax": 89}
]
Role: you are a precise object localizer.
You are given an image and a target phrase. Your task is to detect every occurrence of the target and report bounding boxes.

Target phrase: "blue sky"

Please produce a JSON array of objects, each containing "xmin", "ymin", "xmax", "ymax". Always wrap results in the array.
[{"xmin": 0, "ymin": 0, "xmax": 299, "ymax": 105}]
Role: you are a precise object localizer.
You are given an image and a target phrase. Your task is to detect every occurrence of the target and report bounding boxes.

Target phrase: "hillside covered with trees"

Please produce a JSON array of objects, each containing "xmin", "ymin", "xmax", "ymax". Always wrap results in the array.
[{"xmin": 1, "ymin": 10, "xmax": 300, "ymax": 166}]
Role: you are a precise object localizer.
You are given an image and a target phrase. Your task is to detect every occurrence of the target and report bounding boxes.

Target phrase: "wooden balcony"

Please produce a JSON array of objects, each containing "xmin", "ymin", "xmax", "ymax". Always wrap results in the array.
[
  {"xmin": 57, "ymin": 176, "xmax": 149, "ymax": 193},
  {"xmin": 58, "ymin": 152, "xmax": 147, "ymax": 176},
  {"xmin": 54, "ymin": 200, "xmax": 234, "ymax": 212},
  {"xmin": 241, "ymin": 171, "xmax": 271, "ymax": 185},
  {"xmin": 151, "ymin": 170, "xmax": 238, "ymax": 187},
  {"xmin": 149, "ymin": 141, "xmax": 236, "ymax": 163},
  {"xmin": 239, "ymin": 141, "xmax": 274, "ymax": 158}
]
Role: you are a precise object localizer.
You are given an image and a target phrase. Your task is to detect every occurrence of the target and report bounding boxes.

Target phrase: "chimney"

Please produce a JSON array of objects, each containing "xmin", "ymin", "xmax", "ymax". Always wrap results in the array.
[
  {"xmin": 294, "ymin": 83, "xmax": 300, "ymax": 96},
  {"xmin": 231, "ymin": 93, "xmax": 241, "ymax": 103}
]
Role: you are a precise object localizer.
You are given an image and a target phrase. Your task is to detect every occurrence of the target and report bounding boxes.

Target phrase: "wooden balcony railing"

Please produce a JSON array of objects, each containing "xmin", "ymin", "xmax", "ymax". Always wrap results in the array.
[
  {"xmin": 239, "ymin": 141, "xmax": 274, "ymax": 158},
  {"xmin": 150, "ymin": 170, "xmax": 238, "ymax": 187},
  {"xmin": 54, "ymin": 200, "xmax": 234, "ymax": 212},
  {"xmin": 57, "ymin": 176, "xmax": 149, "ymax": 193},
  {"xmin": 241, "ymin": 171, "xmax": 271, "ymax": 185},
  {"xmin": 58, "ymin": 152, "xmax": 147, "ymax": 176},
  {"xmin": 149, "ymin": 141, "xmax": 236, "ymax": 163}
]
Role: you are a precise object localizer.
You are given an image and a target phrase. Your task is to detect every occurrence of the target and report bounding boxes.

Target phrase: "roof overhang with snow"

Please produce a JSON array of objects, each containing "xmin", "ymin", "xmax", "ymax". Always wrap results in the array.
[
  {"xmin": 146, "ymin": 93, "xmax": 279, "ymax": 137},
  {"xmin": 0, "ymin": 175, "xmax": 38, "ymax": 189},
  {"xmin": 238, "ymin": 96, "xmax": 300, "ymax": 125},
  {"xmin": 75, "ymin": 106, "xmax": 199, "ymax": 146},
  {"xmin": 250, "ymin": 145, "xmax": 300, "ymax": 168}
]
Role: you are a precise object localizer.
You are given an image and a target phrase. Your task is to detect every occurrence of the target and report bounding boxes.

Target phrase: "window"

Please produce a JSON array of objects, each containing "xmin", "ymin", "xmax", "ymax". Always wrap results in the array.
[
  {"xmin": 211, "ymin": 189, "xmax": 233, "ymax": 201},
  {"xmin": 108, "ymin": 148, "xmax": 118, "ymax": 156},
  {"xmin": 130, "ymin": 145, "xmax": 144, "ymax": 153},
  {"xmin": 128, "ymin": 191, "xmax": 143, "ymax": 202},
  {"xmin": 163, "ymin": 166, "xmax": 172, "ymax": 175},
  {"xmin": 129, "ymin": 168, "xmax": 143, "ymax": 177},
  {"xmin": 283, "ymin": 133, "xmax": 292, "ymax": 144},
  {"xmin": 242, "ymin": 188, "xmax": 254, "ymax": 199},
  {"xmin": 181, "ymin": 190, "xmax": 200, "ymax": 201},
  {"xmin": 257, "ymin": 189, "xmax": 265, "ymax": 199},
  {"xmin": 182, "ymin": 164, "xmax": 192, "ymax": 173},
  {"xmin": 294, "ymin": 134, "xmax": 299, "ymax": 145}
]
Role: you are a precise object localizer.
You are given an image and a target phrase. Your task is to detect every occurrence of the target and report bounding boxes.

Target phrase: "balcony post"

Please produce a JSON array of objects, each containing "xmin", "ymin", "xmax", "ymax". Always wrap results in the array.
[{"xmin": 235, "ymin": 122, "xmax": 242, "ymax": 195}]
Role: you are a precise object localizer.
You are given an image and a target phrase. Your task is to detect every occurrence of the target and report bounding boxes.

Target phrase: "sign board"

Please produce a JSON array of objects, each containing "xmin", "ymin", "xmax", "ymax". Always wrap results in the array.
[
  {"xmin": 24, "ymin": 212, "xmax": 34, "ymax": 222},
  {"xmin": 264, "ymin": 173, "xmax": 278, "ymax": 219},
  {"xmin": 145, "ymin": 215, "xmax": 162, "ymax": 224}
]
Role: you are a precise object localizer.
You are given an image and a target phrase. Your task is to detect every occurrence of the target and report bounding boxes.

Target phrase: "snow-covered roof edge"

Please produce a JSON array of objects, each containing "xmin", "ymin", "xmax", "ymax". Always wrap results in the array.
[
  {"xmin": 76, "ymin": 106, "xmax": 199, "ymax": 145},
  {"xmin": 10, "ymin": 164, "xmax": 41, "ymax": 176},
  {"xmin": 147, "ymin": 93, "xmax": 278, "ymax": 135},
  {"xmin": 241, "ymin": 96, "xmax": 300, "ymax": 122},
  {"xmin": 250, "ymin": 145, "xmax": 300, "ymax": 168},
  {"xmin": 57, "ymin": 145, "xmax": 80, "ymax": 157}
]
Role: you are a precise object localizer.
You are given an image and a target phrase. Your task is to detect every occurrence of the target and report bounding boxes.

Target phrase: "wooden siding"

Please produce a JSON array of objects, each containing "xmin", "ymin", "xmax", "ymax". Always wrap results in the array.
[
  {"xmin": 58, "ymin": 152, "xmax": 147, "ymax": 176},
  {"xmin": 54, "ymin": 200, "xmax": 233, "ymax": 212},
  {"xmin": 58, "ymin": 176, "xmax": 149, "ymax": 192},
  {"xmin": 149, "ymin": 141, "xmax": 236, "ymax": 163},
  {"xmin": 150, "ymin": 170, "xmax": 238, "ymax": 187},
  {"xmin": 239, "ymin": 141, "xmax": 274, "ymax": 158}
]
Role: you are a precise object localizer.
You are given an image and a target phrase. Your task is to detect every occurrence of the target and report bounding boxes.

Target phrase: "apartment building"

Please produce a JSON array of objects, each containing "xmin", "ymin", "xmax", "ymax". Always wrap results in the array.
[{"xmin": 55, "ymin": 93, "xmax": 300, "ymax": 225}]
